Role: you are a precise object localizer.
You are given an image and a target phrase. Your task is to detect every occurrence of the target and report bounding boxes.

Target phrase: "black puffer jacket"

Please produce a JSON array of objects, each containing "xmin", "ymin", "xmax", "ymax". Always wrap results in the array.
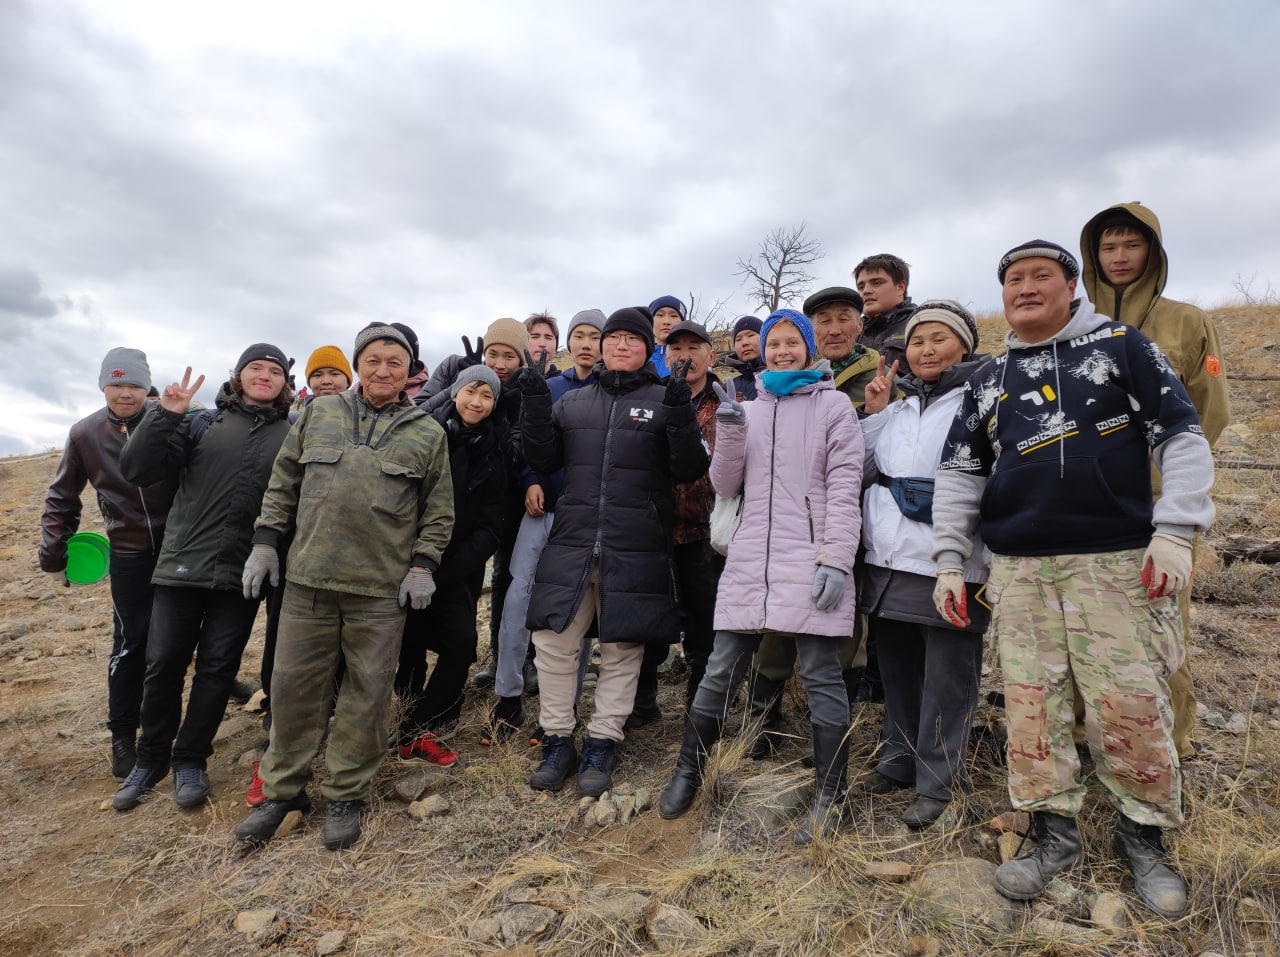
[
  {"xmin": 859, "ymin": 297, "xmax": 916, "ymax": 368},
  {"xmin": 120, "ymin": 385, "xmax": 291, "ymax": 590},
  {"xmin": 432, "ymin": 402, "xmax": 507, "ymax": 586},
  {"xmin": 520, "ymin": 363, "xmax": 710, "ymax": 643}
]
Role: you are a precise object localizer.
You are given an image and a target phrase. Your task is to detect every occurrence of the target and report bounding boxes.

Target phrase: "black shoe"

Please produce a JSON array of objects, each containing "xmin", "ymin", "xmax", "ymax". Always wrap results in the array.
[
  {"xmin": 113, "ymin": 764, "xmax": 169, "ymax": 811},
  {"xmin": 528, "ymin": 734, "xmax": 578, "ymax": 792},
  {"xmin": 795, "ymin": 724, "xmax": 850, "ymax": 845},
  {"xmin": 110, "ymin": 737, "xmax": 137, "ymax": 782},
  {"xmin": 1113, "ymin": 815, "xmax": 1188, "ymax": 917},
  {"xmin": 173, "ymin": 766, "xmax": 211, "ymax": 807},
  {"xmin": 481, "ymin": 696, "xmax": 526, "ymax": 747},
  {"xmin": 323, "ymin": 799, "xmax": 365, "ymax": 851},
  {"xmin": 234, "ymin": 792, "xmax": 312, "ymax": 844},
  {"xmin": 852, "ymin": 677, "xmax": 884, "ymax": 704},
  {"xmin": 993, "ymin": 811, "xmax": 1082, "ymax": 900},
  {"xmin": 471, "ymin": 661, "xmax": 497, "ymax": 690},
  {"xmin": 902, "ymin": 795, "xmax": 950, "ymax": 829},
  {"xmin": 522, "ymin": 658, "xmax": 540, "ymax": 696},
  {"xmin": 853, "ymin": 770, "xmax": 912, "ymax": 794},
  {"xmin": 228, "ymin": 678, "xmax": 256, "ymax": 704},
  {"xmin": 577, "ymin": 737, "xmax": 617, "ymax": 797},
  {"xmin": 659, "ymin": 710, "xmax": 724, "ymax": 819},
  {"xmin": 624, "ymin": 688, "xmax": 662, "ymax": 730}
]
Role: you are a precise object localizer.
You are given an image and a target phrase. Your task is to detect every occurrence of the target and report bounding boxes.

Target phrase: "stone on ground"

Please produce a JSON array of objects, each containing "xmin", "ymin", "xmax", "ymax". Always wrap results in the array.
[
  {"xmin": 235, "ymin": 908, "xmax": 278, "ymax": 935},
  {"xmin": 498, "ymin": 903, "xmax": 558, "ymax": 945},
  {"xmin": 407, "ymin": 794, "xmax": 451, "ymax": 820},
  {"xmin": 1090, "ymin": 891, "xmax": 1130, "ymax": 931},
  {"xmin": 732, "ymin": 770, "xmax": 810, "ymax": 833},
  {"xmin": 912, "ymin": 858, "xmax": 1022, "ymax": 932},
  {"xmin": 646, "ymin": 903, "xmax": 707, "ymax": 952},
  {"xmin": 315, "ymin": 929, "xmax": 346, "ymax": 954},
  {"xmin": 865, "ymin": 861, "xmax": 912, "ymax": 882}
]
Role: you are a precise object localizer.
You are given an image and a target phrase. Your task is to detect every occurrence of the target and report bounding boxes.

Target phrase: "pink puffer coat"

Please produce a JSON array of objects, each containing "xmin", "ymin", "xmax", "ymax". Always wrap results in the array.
[{"xmin": 711, "ymin": 376, "xmax": 863, "ymax": 637}]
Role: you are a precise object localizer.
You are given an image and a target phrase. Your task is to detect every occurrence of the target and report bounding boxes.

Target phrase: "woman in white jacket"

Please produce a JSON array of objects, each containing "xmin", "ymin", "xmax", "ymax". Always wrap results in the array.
[{"xmin": 857, "ymin": 301, "xmax": 991, "ymax": 828}]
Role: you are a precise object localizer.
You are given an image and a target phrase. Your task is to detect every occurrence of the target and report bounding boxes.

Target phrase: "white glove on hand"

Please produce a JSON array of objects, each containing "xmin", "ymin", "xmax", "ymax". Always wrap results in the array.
[
  {"xmin": 1142, "ymin": 533, "xmax": 1193, "ymax": 599},
  {"xmin": 711, "ymin": 381, "xmax": 747, "ymax": 427},
  {"xmin": 399, "ymin": 567, "xmax": 437, "ymax": 610},
  {"xmin": 810, "ymin": 565, "xmax": 847, "ymax": 611},
  {"xmin": 932, "ymin": 568, "xmax": 969, "ymax": 627},
  {"xmin": 241, "ymin": 543, "xmax": 280, "ymax": 599}
]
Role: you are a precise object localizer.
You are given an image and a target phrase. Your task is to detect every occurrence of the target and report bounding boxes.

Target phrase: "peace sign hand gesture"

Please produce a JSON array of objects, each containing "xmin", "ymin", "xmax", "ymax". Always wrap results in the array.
[
  {"xmin": 515, "ymin": 350, "xmax": 551, "ymax": 397},
  {"xmin": 663, "ymin": 358, "xmax": 694, "ymax": 407},
  {"xmin": 863, "ymin": 355, "xmax": 899, "ymax": 415},
  {"xmin": 461, "ymin": 336, "xmax": 485, "ymax": 369},
  {"xmin": 160, "ymin": 367, "xmax": 205, "ymax": 416}
]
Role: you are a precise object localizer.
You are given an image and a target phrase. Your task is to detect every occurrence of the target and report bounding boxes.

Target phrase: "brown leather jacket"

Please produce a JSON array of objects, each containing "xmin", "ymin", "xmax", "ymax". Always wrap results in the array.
[{"xmin": 672, "ymin": 376, "xmax": 721, "ymax": 545}]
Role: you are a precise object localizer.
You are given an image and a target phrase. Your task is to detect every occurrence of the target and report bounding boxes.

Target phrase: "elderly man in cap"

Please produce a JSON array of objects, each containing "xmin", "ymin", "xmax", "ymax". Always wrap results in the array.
[
  {"xmin": 932, "ymin": 240, "xmax": 1214, "ymax": 918},
  {"xmin": 235, "ymin": 322, "xmax": 454, "ymax": 851}
]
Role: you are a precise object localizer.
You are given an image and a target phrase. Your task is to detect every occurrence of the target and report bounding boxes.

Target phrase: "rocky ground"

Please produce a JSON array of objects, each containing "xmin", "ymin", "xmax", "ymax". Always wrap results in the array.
[{"xmin": 1, "ymin": 305, "xmax": 1278, "ymax": 956}]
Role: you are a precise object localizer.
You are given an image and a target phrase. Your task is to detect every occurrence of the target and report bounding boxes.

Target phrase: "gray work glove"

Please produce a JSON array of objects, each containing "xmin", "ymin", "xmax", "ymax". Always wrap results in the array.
[
  {"xmin": 810, "ymin": 564, "xmax": 847, "ymax": 611},
  {"xmin": 242, "ymin": 543, "xmax": 280, "ymax": 600},
  {"xmin": 399, "ymin": 567, "xmax": 436, "ymax": 610},
  {"xmin": 711, "ymin": 381, "xmax": 747, "ymax": 427}
]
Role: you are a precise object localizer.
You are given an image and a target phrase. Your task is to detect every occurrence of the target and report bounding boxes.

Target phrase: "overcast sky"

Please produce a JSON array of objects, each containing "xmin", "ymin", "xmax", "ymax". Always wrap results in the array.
[{"xmin": 3, "ymin": 0, "xmax": 1278, "ymax": 454}]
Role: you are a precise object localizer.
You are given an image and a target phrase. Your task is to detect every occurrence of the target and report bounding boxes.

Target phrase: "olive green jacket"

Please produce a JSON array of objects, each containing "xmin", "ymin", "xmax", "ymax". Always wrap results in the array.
[
  {"xmin": 253, "ymin": 390, "xmax": 454, "ymax": 599},
  {"xmin": 832, "ymin": 344, "xmax": 882, "ymax": 410}
]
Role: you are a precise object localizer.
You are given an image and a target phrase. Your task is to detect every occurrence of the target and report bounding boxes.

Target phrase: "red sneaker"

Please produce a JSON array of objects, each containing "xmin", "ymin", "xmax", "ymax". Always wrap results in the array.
[
  {"xmin": 246, "ymin": 761, "xmax": 265, "ymax": 807},
  {"xmin": 398, "ymin": 732, "xmax": 459, "ymax": 767}
]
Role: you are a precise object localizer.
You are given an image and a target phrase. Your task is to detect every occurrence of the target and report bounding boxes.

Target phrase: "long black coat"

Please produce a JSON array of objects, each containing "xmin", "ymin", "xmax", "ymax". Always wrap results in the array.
[
  {"xmin": 521, "ymin": 364, "xmax": 710, "ymax": 643},
  {"xmin": 431, "ymin": 403, "xmax": 507, "ymax": 586}
]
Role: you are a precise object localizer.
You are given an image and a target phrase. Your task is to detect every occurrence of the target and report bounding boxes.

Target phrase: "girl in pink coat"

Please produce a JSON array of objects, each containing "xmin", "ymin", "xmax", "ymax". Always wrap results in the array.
[{"xmin": 658, "ymin": 308, "xmax": 864, "ymax": 844}]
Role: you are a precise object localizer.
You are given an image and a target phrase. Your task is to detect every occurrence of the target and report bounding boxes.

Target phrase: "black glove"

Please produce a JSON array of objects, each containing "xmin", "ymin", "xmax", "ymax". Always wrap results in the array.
[
  {"xmin": 460, "ymin": 336, "xmax": 485, "ymax": 369},
  {"xmin": 514, "ymin": 352, "xmax": 551, "ymax": 397},
  {"xmin": 664, "ymin": 358, "xmax": 694, "ymax": 406}
]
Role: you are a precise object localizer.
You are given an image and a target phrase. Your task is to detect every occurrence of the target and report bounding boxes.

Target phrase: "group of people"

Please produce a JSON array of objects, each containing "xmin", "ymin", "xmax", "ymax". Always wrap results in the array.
[{"xmin": 39, "ymin": 201, "xmax": 1227, "ymax": 918}]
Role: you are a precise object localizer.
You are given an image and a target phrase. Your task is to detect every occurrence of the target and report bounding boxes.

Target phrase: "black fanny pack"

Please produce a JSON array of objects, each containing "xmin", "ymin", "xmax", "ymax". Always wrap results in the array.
[{"xmin": 875, "ymin": 473, "xmax": 935, "ymax": 524}]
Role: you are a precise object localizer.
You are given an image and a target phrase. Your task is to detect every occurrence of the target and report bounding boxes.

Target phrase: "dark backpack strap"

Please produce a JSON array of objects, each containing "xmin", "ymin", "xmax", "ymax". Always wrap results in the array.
[{"xmin": 186, "ymin": 408, "xmax": 220, "ymax": 446}]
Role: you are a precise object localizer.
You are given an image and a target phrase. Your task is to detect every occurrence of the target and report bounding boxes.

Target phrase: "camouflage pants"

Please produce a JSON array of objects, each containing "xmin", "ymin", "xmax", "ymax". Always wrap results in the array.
[{"xmin": 991, "ymin": 549, "xmax": 1183, "ymax": 827}]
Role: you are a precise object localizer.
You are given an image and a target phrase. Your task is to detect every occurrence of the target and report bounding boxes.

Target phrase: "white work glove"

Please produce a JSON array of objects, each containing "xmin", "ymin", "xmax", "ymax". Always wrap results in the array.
[
  {"xmin": 932, "ymin": 568, "xmax": 969, "ymax": 627},
  {"xmin": 241, "ymin": 543, "xmax": 280, "ymax": 600},
  {"xmin": 810, "ymin": 565, "xmax": 847, "ymax": 611},
  {"xmin": 399, "ymin": 567, "xmax": 437, "ymax": 610},
  {"xmin": 1141, "ymin": 533, "xmax": 1193, "ymax": 599},
  {"xmin": 711, "ymin": 381, "xmax": 747, "ymax": 427}
]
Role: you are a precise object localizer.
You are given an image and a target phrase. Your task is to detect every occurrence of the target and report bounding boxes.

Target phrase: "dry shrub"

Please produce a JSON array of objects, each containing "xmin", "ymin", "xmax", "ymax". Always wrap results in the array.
[{"xmin": 1194, "ymin": 560, "xmax": 1280, "ymax": 605}]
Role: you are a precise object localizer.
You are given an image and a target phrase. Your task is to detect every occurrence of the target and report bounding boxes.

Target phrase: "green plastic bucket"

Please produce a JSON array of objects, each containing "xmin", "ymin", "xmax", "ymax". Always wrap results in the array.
[{"xmin": 65, "ymin": 532, "xmax": 111, "ymax": 584}]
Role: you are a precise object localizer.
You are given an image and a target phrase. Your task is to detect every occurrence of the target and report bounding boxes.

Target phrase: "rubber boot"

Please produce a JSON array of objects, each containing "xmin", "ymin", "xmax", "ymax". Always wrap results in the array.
[
  {"xmin": 1113, "ymin": 815, "xmax": 1188, "ymax": 917},
  {"xmin": 745, "ymin": 671, "xmax": 787, "ymax": 760},
  {"xmin": 659, "ymin": 709, "xmax": 725, "ymax": 819},
  {"xmin": 993, "ymin": 811, "xmax": 1082, "ymax": 900},
  {"xmin": 794, "ymin": 723, "xmax": 850, "ymax": 845}
]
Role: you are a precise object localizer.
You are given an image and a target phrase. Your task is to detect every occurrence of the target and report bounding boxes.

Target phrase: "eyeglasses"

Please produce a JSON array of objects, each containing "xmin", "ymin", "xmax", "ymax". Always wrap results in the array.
[{"xmin": 603, "ymin": 333, "xmax": 645, "ymax": 347}]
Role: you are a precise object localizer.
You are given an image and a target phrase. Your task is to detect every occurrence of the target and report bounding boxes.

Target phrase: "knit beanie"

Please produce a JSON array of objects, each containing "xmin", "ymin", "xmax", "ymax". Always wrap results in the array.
[
  {"xmin": 390, "ymin": 322, "xmax": 425, "ymax": 377},
  {"xmin": 602, "ymin": 307, "xmax": 656, "ymax": 355},
  {"xmin": 305, "ymin": 345, "xmax": 353, "ymax": 383},
  {"xmin": 998, "ymin": 240, "xmax": 1080, "ymax": 283},
  {"xmin": 905, "ymin": 300, "xmax": 979, "ymax": 358},
  {"xmin": 99, "ymin": 347, "xmax": 152, "ymax": 391},
  {"xmin": 803, "ymin": 286, "xmax": 864, "ymax": 316},
  {"xmin": 450, "ymin": 363, "xmax": 502, "ymax": 399},
  {"xmin": 647, "ymin": 295, "xmax": 687, "ymax": 320},
  {"xmin": 567, "ymin": 308, "xmax": 606, "ymax": 337},
  {"xmin": 353, "ymin": 322, "xmax": 413, "ymax": 365},
  {"xmin": 235, "ymin": 343, "xmax": 290, "ymax": 375},
  {"xmin": 731, "ymin": 315, "xmax": 762, "ymax": 339},
  {"xmin": 761, "ymin": 309, "xmax": 817, "ymax": 364},
  {"xmin": 525, "ymin": 313, "xmax": 560, "ymax": 342},
  {"xmin": 482, "ymin": 318, "xmax": 530, "ymax": 364}
]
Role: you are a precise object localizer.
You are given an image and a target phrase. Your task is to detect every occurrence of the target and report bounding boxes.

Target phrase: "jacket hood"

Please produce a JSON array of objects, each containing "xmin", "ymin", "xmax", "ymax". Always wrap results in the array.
[
  {"xmin": 1080, "ymin": 202, "xmax": 1167, "ymax": 327},
  {"xmin": 897, "ymin": 354, "xmax": 992, "ymax": 402},
  {"xmin": 1004, "ymin": 298, "xmax": 1108, "ymax": 351}
]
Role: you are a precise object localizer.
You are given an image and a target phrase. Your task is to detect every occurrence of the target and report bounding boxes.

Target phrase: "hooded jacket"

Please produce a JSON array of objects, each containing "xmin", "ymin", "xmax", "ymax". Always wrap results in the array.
[
  {"xmin": 931, "ymin": 300, "xmax": 1215, "ymax": 566},
  {"xmin": 1080, "ymin": 202, "xmax": 1230, "ymax": 446},
  {"xmin": 520, "ymin": 362, "xmax": 710, "ymax": 643},
  {"xmin": 40, "ymin": 402, "xmax": 178, "ymax": 571},
  {"xmin": 431, "ymin": 402, "xmax": 507, "ymax": 586},
  {"xmin": 830, "ymin": 344, "xmax": 882, "ymax": 410},
  {"xmin": 712, "ymin": 369, "xmax": 864, "ymax": 638},
  {"xmin": 121, "ymin": 385, "xmax": 291, "ymax": 590},
  {"xmin": 722, "ymin": 351, "xmax": 765, "ymax": 401},
  {"xmin": 859, "ymin": 298, "xmax": 915, "ymax": 368}
]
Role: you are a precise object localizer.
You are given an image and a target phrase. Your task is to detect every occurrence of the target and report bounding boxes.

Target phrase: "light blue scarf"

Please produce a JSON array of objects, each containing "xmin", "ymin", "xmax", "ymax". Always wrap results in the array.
[{"xmin": 760, "ymin": 368, "xmax": 823, "ymax": 396}]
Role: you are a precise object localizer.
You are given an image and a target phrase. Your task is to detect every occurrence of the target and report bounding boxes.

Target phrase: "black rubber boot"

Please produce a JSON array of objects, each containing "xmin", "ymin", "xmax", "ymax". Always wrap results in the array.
[
  {"xmin": 794, "ymin": 724, "xmax": 850, "ymax": 845},
  {"xmin": 745, "ymin": 672, "xmax": 786, "ymax": 760},
  {"xmin": 993, "ymin": 811, "xmax": 1082, "ymax": 900},
  {"xmin": 1113, "ymin": 815, "xmax": 1188, "ymax": 917},
  {"xmin": 659, "ymin": 709, "xmax": 725, "ymax": 819}
]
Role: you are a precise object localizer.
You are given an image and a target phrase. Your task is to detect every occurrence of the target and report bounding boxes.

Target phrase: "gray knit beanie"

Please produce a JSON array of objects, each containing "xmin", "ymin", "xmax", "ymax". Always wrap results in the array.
[
  {"xmin": 450, "ymin": 363, "xmax": 502, "ymax": 399},
  {"xmin": 567, "ymin": 309, "xmax": 606, "ymax": 337},
  {"xmin": 353, "ymin": 322, "xmax": 413, "ymax": 365},
  {"xmin": 99, "ymin": 347, "xmax": 152, "ymax": 391}
]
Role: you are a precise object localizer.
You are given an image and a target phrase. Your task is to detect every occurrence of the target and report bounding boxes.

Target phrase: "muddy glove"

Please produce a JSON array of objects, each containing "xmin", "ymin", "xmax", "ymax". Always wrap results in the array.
[
  {"xmin": 1142, "ymin": 533, "xmax": 1193, "ymax": 599},
  {"xmin": 242, "ymin": 544, "xmax": 280, "ymax": 600},
  {"xmin": 399, "ymin": 567, "xmax": 436, "ymax": 610},
  {"xmin": 932, "ymin": 568, "xmax": 969, "ymax": 627},
  {"xmin": 810, "ymin": 565, "xmax": 847, "ymax": 611},
  {"xmin": 664, "ymin": 358, "xmax": 694, "ymax": 406},
  {"xmin": 514, "ymin": 351, "xmax": 550, "ymax": 397},
  {"xmin": 711, "ymin": 381, "xmax": 747, "ymax": 427}
]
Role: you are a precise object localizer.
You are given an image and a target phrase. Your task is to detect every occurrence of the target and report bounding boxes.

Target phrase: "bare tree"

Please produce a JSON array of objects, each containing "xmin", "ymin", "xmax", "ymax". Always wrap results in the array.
[
  {"xmin": 735, "ymin": 223, "xmax": 825, "ymax": 313},
  {"xmin": 686, "ymin": 290, "xmax": 731, "ymax": 331}
]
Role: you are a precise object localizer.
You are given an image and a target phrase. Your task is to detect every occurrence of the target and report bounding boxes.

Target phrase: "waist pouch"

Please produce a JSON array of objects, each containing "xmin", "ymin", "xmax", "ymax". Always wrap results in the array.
[{"xmin": 876, "ymin": 474, "xmax": 935, "ymax": 524}]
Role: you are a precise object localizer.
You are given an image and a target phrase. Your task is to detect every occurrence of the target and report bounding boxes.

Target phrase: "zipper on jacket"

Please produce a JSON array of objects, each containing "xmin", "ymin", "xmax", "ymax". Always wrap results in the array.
[
  {"xmin": 124, "ymin": 420, "xmax": 159, "ymax": 553},
  {"xmin": 805, "ymin": 495, "xmax": 814, "ymax": 543},
  {"xmin": 577, "ymin": 393, "xmax": 620, "ymax": 622},
  {"xmin": 762, "ymin": 396, "xmax": 780, "ymax": 622}
]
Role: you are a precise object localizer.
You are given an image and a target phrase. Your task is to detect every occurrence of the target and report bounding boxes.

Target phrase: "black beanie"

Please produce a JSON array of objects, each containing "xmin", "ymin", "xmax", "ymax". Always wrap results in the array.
[
  {"xmin": 390, "ymin": 322, "xmax": 425, "ymax": 377},
  {"xmin": 602, "ymin": 307, "xmax": 655, "ymax": 356},
  {"xmin": 235, "ymin": 343, "xmax": 290, "ymax": 375}
]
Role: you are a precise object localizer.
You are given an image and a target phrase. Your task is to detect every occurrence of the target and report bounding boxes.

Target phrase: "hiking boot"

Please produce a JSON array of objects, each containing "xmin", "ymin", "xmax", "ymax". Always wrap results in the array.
[
  {"xmin": 659, "ymin": 709, "xmax": 724, "ymax": 819},
  {"xmin": 471, "ymin": 661, "xmax": 497, "ymax": 690},
  {"xmin": 113, "ymin": 764, "xmax": 169, "ymax": 811},
  {"xmin": 110, "ymin": 736, "xmax": 137, "ymax": 782},
  {"xmin": 246, "ymin": 762, "xmax": 265, "ymax": 807},
  {"xmin": 854, "ymin": 770, "xmax": 912, "ymax": 794},
  {"xmin": 399, "ymin": 732, "xmax": 459, "ymax": 767},
  {"xmin": 323, "ymin": 799, "xmax": 365, "ymax": 851},
  {"xmin": 173, "ymin": 766, "xmax": 211, "ymax": 807},
  {"xmin": 795, "ymin": 724, "xmax": 850, "ymax": 845},
  {"xmin": 234, "ymin": 792, "xmax": 312, "ymax": 844},
  {"xmin": 522, "ymin": 658, "xmax": 540, "ymax": 696},
  {"xmin": 624, "ymin": 689, "xmax": 662, "ymax": 730},
  {"xmin": 528, "ymin": 734, "xmax": 578, "ymax": 791},
  {"xmin": 993, "ymin": 811, "xmax": 1082, "ymax": 900},
  {"xmin": 902, "ymin": 795, "xmax": 951, "ymax": 829},
  {"xmin": 578, "ymin": 737, "xmax": 618, "ymax": 797},
  {"xmin": 1113, "ymin": 815, "xmax": 1188, "ymax": 917},
  {"xmin": 228, "ymin": 678, "xmax": 256, "ymax": 704},
  {"xmin": 481, "ymin": 696, "xmax": 525, "ymax": 747}
]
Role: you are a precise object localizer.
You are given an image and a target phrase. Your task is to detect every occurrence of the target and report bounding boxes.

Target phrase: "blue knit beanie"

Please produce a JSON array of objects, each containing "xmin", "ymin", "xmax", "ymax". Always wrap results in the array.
[
  {"xmin": 647, "ymin": 295, "xmax": 687, "ymax": 320},
  {"xmin": 761, "ymin": 309, "xmax": 816, "ymax": 364},
  {"xmin": 731, "ymin": 315, "xmax": 762, "ymax": 339}
]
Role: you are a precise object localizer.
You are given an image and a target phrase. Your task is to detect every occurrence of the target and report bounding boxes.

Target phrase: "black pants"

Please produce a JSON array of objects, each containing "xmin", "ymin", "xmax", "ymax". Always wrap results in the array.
[
  {"xmin": 396, "ymin": 569, "xmax": 484, "ymax": 738},
  {"xmin": 136, "ymin": 585, "xmax": 260, "ymax": 769},
  {"xmin": 105, "ymin": 551, "xmax": 159, "ymax": 738},
  {"xmin": 486, "ymin": 500, "xmax": 524, "ymax": 656},
  {"xmin": 635, "ymin": 540, "xmax": 725, "ymax": 695}
]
